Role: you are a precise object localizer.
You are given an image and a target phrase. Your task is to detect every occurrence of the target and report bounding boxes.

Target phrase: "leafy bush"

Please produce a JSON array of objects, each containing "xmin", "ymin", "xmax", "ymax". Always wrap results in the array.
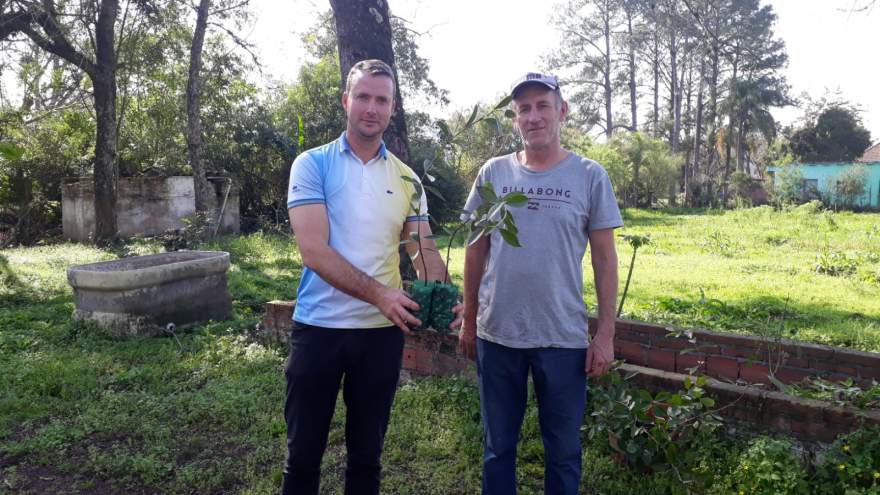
[
  {"xmin": 832, "ymin": 164, "xmax": 869, "ymax": 209},
  {"xmin": 716, "ymin": 437, "xmax": 809, "ymax": 495},
  {"xmin": 814, "ymin": 427, "xmax": 880, "ymax": 494},
  {"xmin": 815, "ymin": 246, "xmax": 859, "ymax": 277},
  {"xmin": 796, "ymin": 199, "xmax": 825, "ymax": 214},
  {"xmin": 700, "ymin": 231, "xmax": 740, "ymax": 257},
  {"xmin": 586, "ymin": 368, "xmax": 721, "ymax": 472}
]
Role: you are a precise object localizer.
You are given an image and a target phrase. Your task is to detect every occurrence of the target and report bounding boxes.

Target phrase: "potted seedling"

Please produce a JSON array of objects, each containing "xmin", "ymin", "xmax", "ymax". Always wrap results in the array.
[
  {"xmin": 401, "ymin": 167, "xmax": 527, "ymax": 333},
  {"xmin": 399, "ymin": 96, "xmax": 526, "ymax": 333}
]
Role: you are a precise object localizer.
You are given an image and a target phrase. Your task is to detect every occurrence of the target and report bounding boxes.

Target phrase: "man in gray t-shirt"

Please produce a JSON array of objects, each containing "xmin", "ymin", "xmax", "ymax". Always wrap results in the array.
[{"xmin": 460, "ymin": 72, "xmax": 622, "ymax": 495}]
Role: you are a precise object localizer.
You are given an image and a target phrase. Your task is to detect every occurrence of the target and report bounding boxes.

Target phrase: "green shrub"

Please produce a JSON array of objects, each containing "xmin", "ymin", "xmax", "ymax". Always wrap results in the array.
[
  {"xmin": 586, "ymin": 369, "xmax": 721, "ymax": 472},
  {"xmin": 815, "ymin": 246, "xmax": 859, "ymax": 277},
  {"xmin": 717, "ymin": 437, "xmax": 809, "ymax": 495},
  {"xmin": 814, "ymin": 427, "xmax": 880, "ymax": 494}
]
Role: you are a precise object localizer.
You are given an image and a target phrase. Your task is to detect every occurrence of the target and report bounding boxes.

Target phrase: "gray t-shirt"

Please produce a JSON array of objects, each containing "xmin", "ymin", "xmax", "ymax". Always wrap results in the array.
[{"xmin": 463, "ymin": 151, "xmax": 623, "ymax": 349}]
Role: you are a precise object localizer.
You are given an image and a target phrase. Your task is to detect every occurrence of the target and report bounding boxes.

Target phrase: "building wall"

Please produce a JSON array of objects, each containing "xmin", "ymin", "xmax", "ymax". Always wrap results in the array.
[
  {"xmin": 62, "ymin": 177, "xmax": 240, "ymax": 241},
  {"xmin": 766, "ymin": 163, "xmax": 880, "ymax": 207}
]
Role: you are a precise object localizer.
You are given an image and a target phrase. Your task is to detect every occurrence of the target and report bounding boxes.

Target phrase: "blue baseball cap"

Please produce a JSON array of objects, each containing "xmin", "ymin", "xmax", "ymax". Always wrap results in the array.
[{"xmin": 510, "ymin": 72, "xmax": 560, "ymax": 98}]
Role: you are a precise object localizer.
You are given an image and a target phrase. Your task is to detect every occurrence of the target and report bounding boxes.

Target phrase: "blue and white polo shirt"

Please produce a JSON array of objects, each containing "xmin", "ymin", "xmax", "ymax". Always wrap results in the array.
[{"xmin": 287, "ymin": 132, "xmax": 428, "ymax": 328}]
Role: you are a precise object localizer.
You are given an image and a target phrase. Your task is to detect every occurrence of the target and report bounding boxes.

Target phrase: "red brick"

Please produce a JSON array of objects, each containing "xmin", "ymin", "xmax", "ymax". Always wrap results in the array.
[
  {"xmin": 437, "ymin": 353, "xmax": 470, "ymax": 376},
  {"xmin": 856, "ymin": 365, "xmax": 880, "ymax": 380},
  {"xmin": 700, "ymin": 332, "xmax": 763, "ymax": 349},
  {"xmin": 706, "ymin": 356, "xmax": 739, "ymax": 381},
  {"xmin": 781, "ymin": 356, "xmax": 810, "ymax": 369},
  {"xmin": 676, "ymin": 352, "xmax": 707, "ymax": 374},
  {"xmin": 774, "ymin": 367, "xmax": 812, "ymax": 385},
  {"xmin": 629, "ymin": 321, "xmax": 671, "ymax": 337},
  {"xmin": 645, "ymin": 349, "xmax": 677, "ymax": 372},
  {"xmin": 402, "ymin": 347, "xmax": 417, "ymax": 371},
  {"xmin": 615, "ymin": 329, "xmax": 651, "ymax": 345},
  {"xmin": 616, "ymin": 342, "xmax": 646, "ymax": 365},
  {"xmin": 739, "ymin": 363, "xmax": 772, "ymax": 385},
  {"xmin": 720, "ymin": 345, "xmax": 764, "ymax": 360},
  {"xmin": 810, "ymin": 361, "xmax": 857, "ymax": 376},
  {"xmin": 836, "ymin": 349, "xmax": 880, "ymax": 367},
  {"xmin": 654, "ymin": 337, "xmax": 696, "ymax": 351}
]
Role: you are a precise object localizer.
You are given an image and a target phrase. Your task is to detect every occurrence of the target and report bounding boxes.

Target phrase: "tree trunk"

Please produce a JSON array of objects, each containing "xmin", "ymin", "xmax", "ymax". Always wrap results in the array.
[
  {"xmin": 92, "ymin": 0, "xmax": 119, "ymax": 243},
  {"xmin": 187, "ymin": 0, "xmax": 216, "ymax": 215},
  {"xmin": 626, "ymin": 9, "xmax": 637, "ymax": 131},
  {"xmin": 691, "ymin": 56, "xmax": 706, "ymax": 205},
  {"xmin": 706, "ymin": 44, "xmax": 719, "ymax": 198},
  {"xmin": 722, "ymin": 52, "xmax": 739, "ymax": 203},
  {"xmin": 669, "ymin": 31, "xmax": 679, "ymax": 154},
  {"xmin": 603, "ymin": 5, "xmax": 613, "ymax": 140},
  {"xmin": 652, "ymin": 31, "xmax": 660, "ymax": 137},
  {"xmin": 330, "ymin": 0, "xmax": 410, "ymax": 163}
]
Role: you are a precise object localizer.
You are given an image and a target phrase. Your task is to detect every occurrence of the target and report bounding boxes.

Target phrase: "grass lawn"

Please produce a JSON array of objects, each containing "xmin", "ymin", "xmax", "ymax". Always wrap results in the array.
[
  {"xmin": 1, "ymin": 206, "xmax": 879, "ymax": 493},
  {"xmin": 443, "ymin": 205, "xmax": 880, "ymax": 351}
]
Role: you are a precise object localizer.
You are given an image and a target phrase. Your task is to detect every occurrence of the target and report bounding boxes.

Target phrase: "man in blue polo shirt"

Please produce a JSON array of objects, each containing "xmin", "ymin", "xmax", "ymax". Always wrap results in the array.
[{"xmin": 283, "ymin": 59, "xmax": 460, "ymax": 495}]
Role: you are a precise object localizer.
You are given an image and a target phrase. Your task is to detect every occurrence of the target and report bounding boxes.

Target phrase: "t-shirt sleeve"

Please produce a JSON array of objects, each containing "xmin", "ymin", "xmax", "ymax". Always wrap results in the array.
[
  {"xmin": 461, "ymin": 163, "xmax": 490, "ymax": 220},
  {"xmin": 406, "ymin": 183, "xmax": 429, "ymax": 223},
  {"xmin": 587, "ymin": 168, "xmax": 624, "ymax": 231},
  {"xmin": 287, "ymin": 153, "xmax": 324, "ymax": 209}
]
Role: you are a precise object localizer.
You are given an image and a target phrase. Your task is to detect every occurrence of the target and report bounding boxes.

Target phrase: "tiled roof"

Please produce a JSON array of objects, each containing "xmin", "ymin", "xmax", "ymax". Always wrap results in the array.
[{"xmin": 858, "ymin": 143, "xmax": 880, "ymax": 163}]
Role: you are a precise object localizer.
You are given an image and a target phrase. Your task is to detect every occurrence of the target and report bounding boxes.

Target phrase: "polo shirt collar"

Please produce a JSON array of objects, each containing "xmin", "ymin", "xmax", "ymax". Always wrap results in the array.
[{"xmin": 339, "ymin": 131, "xmax": 388, "ymax": 160}]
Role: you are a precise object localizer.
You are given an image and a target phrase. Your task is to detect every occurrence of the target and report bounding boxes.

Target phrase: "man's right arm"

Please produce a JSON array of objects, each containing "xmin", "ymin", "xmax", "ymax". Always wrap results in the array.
[
  {"xmin": 289, "ymin": 204, "xmax": 420, "ymax": 332},
  {"xmin": 458, "ymin": 234, "xmax": 490, "ymax": 359}
]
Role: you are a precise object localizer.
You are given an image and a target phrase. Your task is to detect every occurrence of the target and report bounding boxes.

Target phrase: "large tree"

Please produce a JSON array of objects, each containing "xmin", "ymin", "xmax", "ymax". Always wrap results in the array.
[
  {"xmin": 1, "ymin": 0, "xmax": 121, "ymax": 243},
  {"xmin": 789, "ymin": 107, "xmax": 872, "ymax": 163},
  {"xmin": 329, "ymin": 0, "xmax": 410, "ymax": 162}
]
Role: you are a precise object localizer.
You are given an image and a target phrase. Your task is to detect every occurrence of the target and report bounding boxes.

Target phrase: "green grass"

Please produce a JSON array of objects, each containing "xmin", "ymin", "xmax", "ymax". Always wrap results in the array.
[
  {"xmin": 441, "ymin": 206, "xmax": 880, "ymax": 350},
  {"xmin": 2, "ymin": 207, "xmax": 880, "ymax": 493}
]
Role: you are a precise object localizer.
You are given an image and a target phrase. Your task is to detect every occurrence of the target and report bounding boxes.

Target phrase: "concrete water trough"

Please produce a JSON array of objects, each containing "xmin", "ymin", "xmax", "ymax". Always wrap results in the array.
[{"xmin": 67, "ymin": 251, "xmax": 232, "ymax": 336}]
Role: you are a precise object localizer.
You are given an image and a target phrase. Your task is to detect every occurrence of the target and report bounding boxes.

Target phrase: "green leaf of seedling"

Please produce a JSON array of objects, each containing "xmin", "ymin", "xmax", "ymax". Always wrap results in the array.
[
  {"xmin": 401, "ymin": 175, "xmax": 419, "ymax": 185},
  {"xmin": 504, "ymin": 109, "xmax": 516, "ymax": 119},
  {"xmin": 481, "ymin": 117, "xmax": 501, "ymax": 133},
  {"xmin": 424, "ymin": 185, "xmax": 446, "ymax": 202},
  {"xmin": 467, "ymin": 227, "xmax": 487, "ymax": 246},
  {"xmin": 437, "ymin": 120, "xmax": 452, "ymax": 142},
  {"xmin": 480, "ymin": 181, "xmax": 498, "ymax": 202},
  {"xmin": 499, "ymin": 228, "xmax": 521, "ymax": 247},
  {"xmin": 492, "ymin": 94, "xmax": 513, "ymax": 111},
  {"xmin": 422, "ymin": 158, "xmax": 434, "ymax": 173},
  {"xmin": 503, "ymin": 213, "xmax": 518, "ymax": 234},
  {"xmin": 465, "ymin": 103, "xmax": 480, "ymax": 129},
  {"xmin": 425, "ymin": 173, "xmax": 436, "ymax": 183},
  {"xmin": 504, "ymin": 192, "xmax": 528, "ymax": 207},
  {"xmin": 700, "ymin": 397, "xmax": 715, "ymax": 408}
]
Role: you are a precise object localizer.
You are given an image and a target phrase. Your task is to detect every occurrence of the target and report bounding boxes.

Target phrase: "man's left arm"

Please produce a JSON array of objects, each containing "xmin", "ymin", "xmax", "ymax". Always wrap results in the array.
[{"xmin": 586, "ymin": 227, "xmax": 619, "ymax": 377}]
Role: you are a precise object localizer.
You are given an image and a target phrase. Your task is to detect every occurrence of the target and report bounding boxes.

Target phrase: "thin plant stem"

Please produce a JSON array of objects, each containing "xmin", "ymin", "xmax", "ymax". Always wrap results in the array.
[
  {"xmin": 443, "ymin": 223, "xmax": 466, "ymax": 284},
  {"xmin": 617, "ymin": 246, "xmax": 638, "ymax": 317}
]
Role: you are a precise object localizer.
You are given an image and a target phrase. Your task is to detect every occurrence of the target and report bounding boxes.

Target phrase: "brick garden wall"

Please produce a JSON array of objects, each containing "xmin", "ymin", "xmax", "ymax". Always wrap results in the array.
[
  {"xmin": 260, "ymin": 301, "xmax": 880, "ymax": 442},
  {"xmin": 603, "ymin": 317, "xmax": 880, "ymax": 387}
]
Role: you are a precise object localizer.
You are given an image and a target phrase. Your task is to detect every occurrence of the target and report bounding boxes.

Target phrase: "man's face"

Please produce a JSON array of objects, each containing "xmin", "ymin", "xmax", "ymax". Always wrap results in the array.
[
  {"xmin": 512, "ymin": 85, "xmax": 567, "ymax": 151},
  {"xmin": 342, "ymin": 72, "xmax": 395, "ymax": 141}
]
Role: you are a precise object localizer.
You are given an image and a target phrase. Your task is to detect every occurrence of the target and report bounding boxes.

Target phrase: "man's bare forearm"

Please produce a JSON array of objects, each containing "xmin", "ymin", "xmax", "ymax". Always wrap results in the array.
[
  {"xmin": 590, "ymin": 229, "xmax": 619, "ymax": 337},
  {"xmin": 300, "ymin": 241, "xmax": 387, "ymax": 306},
  {"xmin": 463, "ymin": 236, "xmax": 490, "ymax": 326}
]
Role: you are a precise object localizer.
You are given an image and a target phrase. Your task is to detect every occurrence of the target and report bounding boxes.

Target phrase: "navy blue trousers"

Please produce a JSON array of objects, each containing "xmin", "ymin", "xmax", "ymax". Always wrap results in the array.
[
  {"xmin": 476, "ymin": 337, "xmax": 588, "ymax": 495},
  {"xmin": 282, "ymin": 322, "xmax": 404, "ymax": 495}
]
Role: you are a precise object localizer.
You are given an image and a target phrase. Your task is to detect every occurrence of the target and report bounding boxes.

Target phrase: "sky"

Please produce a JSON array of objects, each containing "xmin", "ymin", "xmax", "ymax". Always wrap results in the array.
[{"xmin": 248, "ymin": 0, "xmax": 880, "ymax": 141}]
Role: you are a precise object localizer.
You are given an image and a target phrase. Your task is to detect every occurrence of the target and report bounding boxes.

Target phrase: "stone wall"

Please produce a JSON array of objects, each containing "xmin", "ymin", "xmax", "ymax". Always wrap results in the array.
[{"xmin": 62, "ymin": 176, "xmax": 239, "ymax": 241}]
